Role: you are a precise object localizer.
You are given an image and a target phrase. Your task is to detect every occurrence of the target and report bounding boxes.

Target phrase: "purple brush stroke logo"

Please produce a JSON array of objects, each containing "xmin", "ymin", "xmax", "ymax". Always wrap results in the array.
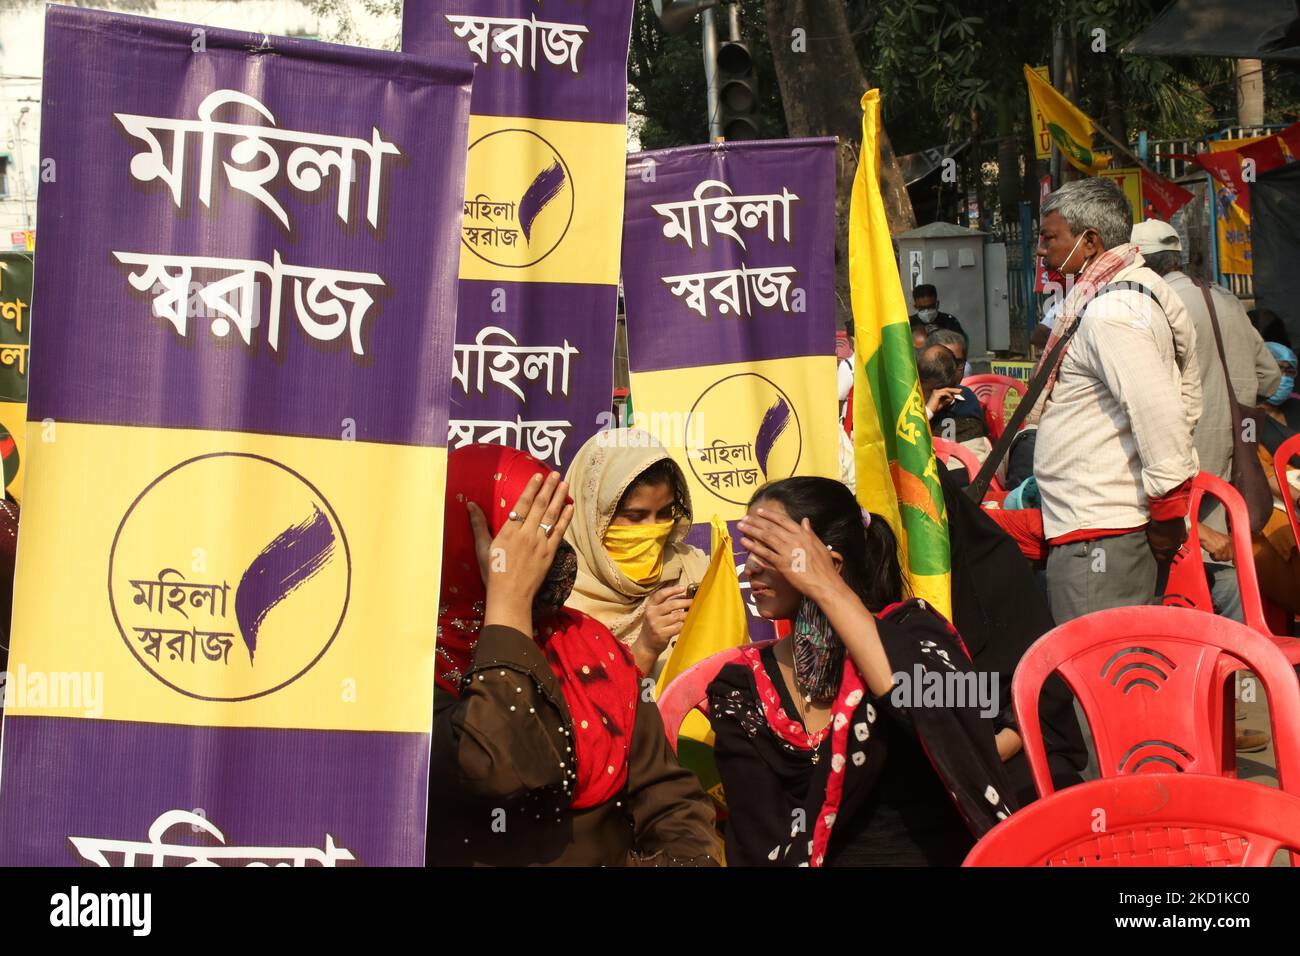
[
  {"xmin": 754, "ymin": 396, "xmax": 793, "ymax": 477},
  {"xmin": 684, "ymin": 373, "xmax": 803, "ymax": 507},
  {"xmin": 108, "ymin": 452, "xmax": 351, "ymax": 703},
  {"xmin": 234, "ymin": 506, "xmax": 337, "ymax": 664},
  {"xmin": 460, "ymin": 128, "xmax": 574, "ymax": 268},
  {"xmin": 518, "ymin": 160, "xmax": 567, "ymax": 242}
]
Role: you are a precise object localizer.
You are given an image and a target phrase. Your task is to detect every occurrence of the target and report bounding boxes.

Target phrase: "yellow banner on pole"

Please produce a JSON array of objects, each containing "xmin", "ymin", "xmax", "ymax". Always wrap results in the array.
[
  {"xmin": 1029, "ymin": 65, "xmax": 1052, "ymax": 160},
  {"xmin": 1098, "ymin": 167, "xmax": 1144, "ymax": 223},
  {"xmin": 1023, "ymin": 64, "xmax": 1113, "ymax": 176}
]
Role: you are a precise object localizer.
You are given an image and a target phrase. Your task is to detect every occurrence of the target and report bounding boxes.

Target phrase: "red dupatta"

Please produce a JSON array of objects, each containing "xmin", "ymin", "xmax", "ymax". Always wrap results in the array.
[
  {"xmin": 436, "ymin": 444, "xmax": 639, "ymax": 809},
  {"xmin": 740, "ymin": 644, "xmax": 865, "ymax": 868}
]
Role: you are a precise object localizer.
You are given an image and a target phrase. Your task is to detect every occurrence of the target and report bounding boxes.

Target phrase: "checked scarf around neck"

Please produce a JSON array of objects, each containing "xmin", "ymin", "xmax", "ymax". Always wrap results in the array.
[{"xmin": 1025, "ymin": 241, "xmax": 1139, "ymax": 426}]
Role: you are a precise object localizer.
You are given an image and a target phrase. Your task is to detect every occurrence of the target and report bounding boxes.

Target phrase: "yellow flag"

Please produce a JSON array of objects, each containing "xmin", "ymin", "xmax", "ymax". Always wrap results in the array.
[
  {"xmin": 849, "ymin": 89, "xmax": 952, "ymax": 620},
  {"xmin": 1023, "ymin": 64, "xmax": 1113, "ymax": 176},
  {"xmin": 656, "ymin": 515, "xmax": 748, "ymax": 746},
  {"xmin": 1208, "ymin": 136, "xmax": 1258, "ymax": 270}
]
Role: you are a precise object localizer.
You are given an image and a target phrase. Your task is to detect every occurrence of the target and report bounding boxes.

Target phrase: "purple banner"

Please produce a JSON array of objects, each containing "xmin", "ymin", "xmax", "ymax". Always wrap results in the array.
[
  {"xmin": 0, "ymin": 716, "xmax": 426, "ymax": 867},
  {"xmin": 404, "ymin": 1, "xmax": 634, "ymax": 470},
  {"xmin": 0, "ymin": 6, "xmax": 471, "ymax": 867},
  {"xmin": 623, "ymin": 140, "xmax": 840, "ymax": 562},
  {"xmin": 622, "ymin": 139, "xmax": 838, "ymax": 371},
  {"xmin": 403, "ymin": 0, "xmax": 634, "ymax": 124},
  {"xmin": 449, "ymin": 281, "xmax": 615, "ymax": 467},
  {"xmin": 27, "ymin": 8, "xmax": 471, "ymax": 447}
]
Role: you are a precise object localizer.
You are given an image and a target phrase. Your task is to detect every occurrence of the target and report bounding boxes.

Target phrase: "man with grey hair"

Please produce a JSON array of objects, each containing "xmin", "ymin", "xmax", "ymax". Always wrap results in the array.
[
  {"xmin": 1031, "ymin": 178, "xmax": 1202, "ymax": 624},
  {"xmin": 926, "ymin": 327, "xmax": 973, "ymax": 378}
]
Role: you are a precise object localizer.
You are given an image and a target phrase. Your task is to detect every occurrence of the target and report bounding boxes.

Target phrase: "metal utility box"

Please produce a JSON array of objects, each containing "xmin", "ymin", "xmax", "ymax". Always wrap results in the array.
[{"xmin": 896, "ymin": 221, "xmax": 990, "ymax": 358}]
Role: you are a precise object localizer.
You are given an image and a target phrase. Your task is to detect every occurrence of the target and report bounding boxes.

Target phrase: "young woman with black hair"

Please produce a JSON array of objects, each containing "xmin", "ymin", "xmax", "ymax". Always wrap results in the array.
[{"xmin": 709, "ymin": 476, "xmax": 1016, "ymax": 866}]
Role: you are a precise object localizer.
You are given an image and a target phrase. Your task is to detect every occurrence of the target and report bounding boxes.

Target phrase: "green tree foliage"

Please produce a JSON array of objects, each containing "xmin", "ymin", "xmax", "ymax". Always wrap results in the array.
[
  {"xmin": 633, "ymin": 0, "xmax": 1296, "ymax": 150},
  {"xmin": 307, "ymin": 0, "xmax": 401, "ymax": 49},
  {"xmin": 862, "ymin": 0, "xmax": 1286, "ymax": 151},
  {"xmin": 1059, "ymin": 0, "xmax": 1233, "ymax": 139},
  {"xmin": 868, "ymin": 0, "xmax": 997, "ymax": 142}
]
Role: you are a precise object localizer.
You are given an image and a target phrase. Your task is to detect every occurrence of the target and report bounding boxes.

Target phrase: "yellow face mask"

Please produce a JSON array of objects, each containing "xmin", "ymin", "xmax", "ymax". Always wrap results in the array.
[{"xmin": 603, "ymin": 520, "xmax": 675, "ymax": 585}]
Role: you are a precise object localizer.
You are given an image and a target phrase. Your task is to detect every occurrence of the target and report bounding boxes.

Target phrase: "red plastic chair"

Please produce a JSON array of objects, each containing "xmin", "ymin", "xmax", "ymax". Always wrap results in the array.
[
  {"xmin": 1012, "ymin": 606, "xmax": 1300, "ymax": 798},
  {"xmin": 932, "ymin": 437, "xmax": 1006, "ymax": 505},
  {"xmin": 1162, "ymin": 471, "xmax": 1300, "ymax": 649},
  {"xmin": 657, "ymin": 642, "xmax": 775, "ymax": 753},
  {"xmin": 964, "ymin": 773, "xmax": 1300, "ymax": 866},
  {"xmin": 961, "ymin": 374, "xmax": 1027, "ymax": 442},
  {"xmin": 1274, "ymin": 432, "xmax": 1300, "ymax": 558}
]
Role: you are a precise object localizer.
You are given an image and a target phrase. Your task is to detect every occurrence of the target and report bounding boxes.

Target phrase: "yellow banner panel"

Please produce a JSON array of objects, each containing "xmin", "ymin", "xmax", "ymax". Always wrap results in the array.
[{"xmin": 7, "ymin": 422, "xmax": 441, "ymax": 733}]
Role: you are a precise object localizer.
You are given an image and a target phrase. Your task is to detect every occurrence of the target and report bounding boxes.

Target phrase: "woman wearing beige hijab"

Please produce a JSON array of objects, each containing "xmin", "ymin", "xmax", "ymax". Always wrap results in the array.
[{"xmin": 564, "ymin": 429, "xmax": 710, "ymax": 675}]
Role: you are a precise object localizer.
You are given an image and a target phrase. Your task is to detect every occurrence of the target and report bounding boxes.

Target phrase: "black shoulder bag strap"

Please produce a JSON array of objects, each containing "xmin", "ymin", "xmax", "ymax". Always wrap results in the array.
[{"xmin": 964, "ymin": 281, "xmax": 1162, "ymax": 503}]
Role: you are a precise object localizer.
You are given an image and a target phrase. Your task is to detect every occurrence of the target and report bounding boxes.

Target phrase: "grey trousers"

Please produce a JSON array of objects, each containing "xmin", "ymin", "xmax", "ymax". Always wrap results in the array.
[
  {"xmin": 1046, "ymin": 530, "xmax": 1159, "ymax": 783},
  {"xmin": 1045, "ymin": 530, "xmax": 1159, "ymax": 626},
  {"xmin": 1206, "ymin": 562, "xmax": 1245, "ymax": 624}
]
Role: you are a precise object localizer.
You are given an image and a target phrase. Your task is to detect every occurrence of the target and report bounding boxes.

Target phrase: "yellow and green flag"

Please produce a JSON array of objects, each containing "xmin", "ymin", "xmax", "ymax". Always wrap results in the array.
[
  {"xmin": 656, "ymin": 515, "xmax": 749, "ymax": 749},
  {"xmin": 1023, "ymin": 64, "xmax": 1113, "ymax": 176},
  {"xmin": 849, "ymin": 89, "xmax": 952, "ymax": 620}
]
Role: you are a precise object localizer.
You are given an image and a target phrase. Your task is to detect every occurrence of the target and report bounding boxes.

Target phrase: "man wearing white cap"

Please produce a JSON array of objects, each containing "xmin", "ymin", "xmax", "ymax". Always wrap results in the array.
[
  {"xmin": 1134, "ymin": 218, "xmax": 1282, "ymax": 753},
  {"xmin": 1132, "ymin": 218, "xmax": 1281, "ymax": 564}
]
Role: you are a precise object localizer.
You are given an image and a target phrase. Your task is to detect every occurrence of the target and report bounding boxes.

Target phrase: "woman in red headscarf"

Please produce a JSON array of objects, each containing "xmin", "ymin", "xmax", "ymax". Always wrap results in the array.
[{"xmin": 426, "ymin": 445, "xmax": 720, "ymax": 866}]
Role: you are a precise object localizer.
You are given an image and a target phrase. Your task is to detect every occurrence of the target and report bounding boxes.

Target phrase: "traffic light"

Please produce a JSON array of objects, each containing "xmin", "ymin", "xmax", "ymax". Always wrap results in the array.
[{"xmin": 716, "ymin": 37, "xmax": 759, "ymax": 140}]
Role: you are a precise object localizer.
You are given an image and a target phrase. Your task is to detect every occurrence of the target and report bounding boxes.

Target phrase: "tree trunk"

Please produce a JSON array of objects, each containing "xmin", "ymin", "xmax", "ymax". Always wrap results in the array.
[
  {"xmin": 763, "ymin": 0, "xmax": 916, "ymax": 329},
  {"xmin": 1236, "ymin": 59, "xmax": 1264, "ymax": 128}
]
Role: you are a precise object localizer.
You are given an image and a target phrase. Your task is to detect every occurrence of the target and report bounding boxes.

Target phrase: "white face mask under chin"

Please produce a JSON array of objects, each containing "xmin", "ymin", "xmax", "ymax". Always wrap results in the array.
[{"xmin": 1060, "ymin": 232, "xmax": 1092, "ymax": 276}]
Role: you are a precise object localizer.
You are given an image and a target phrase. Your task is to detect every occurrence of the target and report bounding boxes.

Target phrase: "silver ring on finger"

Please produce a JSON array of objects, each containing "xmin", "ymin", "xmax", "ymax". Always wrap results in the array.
[
  {"xmin": 539, "ymin": 521, "xmax": 554, "ymax": 535},
  {"xmin": 508, "ymin": 510, "xmax": 524, "ymax": 522}
]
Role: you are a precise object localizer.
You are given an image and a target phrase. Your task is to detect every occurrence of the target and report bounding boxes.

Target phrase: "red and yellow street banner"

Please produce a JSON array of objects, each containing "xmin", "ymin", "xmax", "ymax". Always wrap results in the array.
[{"xmin": 1099, "ymin": 167, "xmax": 1144, "ymax": 224}]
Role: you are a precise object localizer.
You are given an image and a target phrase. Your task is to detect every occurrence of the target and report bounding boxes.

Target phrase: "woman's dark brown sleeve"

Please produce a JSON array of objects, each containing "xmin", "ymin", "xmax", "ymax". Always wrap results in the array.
[
  {"xmin": 623, "ymin": 695, "xmax": 722, "ymax": 866},
  {"xmin": 430, "ymin": 625, "xmax": 575, "ymax": 805}
]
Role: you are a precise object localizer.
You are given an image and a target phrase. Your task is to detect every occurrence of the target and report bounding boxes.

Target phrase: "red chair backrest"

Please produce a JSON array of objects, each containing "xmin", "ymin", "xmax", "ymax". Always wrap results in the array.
[
  {"xmin": 964, "ymin": 773, "xmax": 1300, "ymax": 866},
  {"xmin": 932, "ymin": 437, "xmax": 1004, "ymax": 500},
  {"xmin": 961, "ymin": 374, "xmax": 1027, "ymax": 442},
  {"xmin": 657, "ymin": 641, "xmax": 776, "ymax": 753},
  {"xmin": 932, "ymin": 436, "xmax": 981, "ymax": 477},
  {"xmin": 1274, "ymin": 432, "xmax": 1300, "ymax": 555},
  {"xmin": 1012, "ymin": 605, "xmax": 1300, "ymax": 797},
  {"xmin": 1162, "ymin": 471, "xmax": 1271, "ymax": 635}
]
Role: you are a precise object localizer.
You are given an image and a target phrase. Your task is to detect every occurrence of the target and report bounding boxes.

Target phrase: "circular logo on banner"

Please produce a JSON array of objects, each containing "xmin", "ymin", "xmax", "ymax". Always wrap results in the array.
[
  {"xmin": 462, "ymin": 128, "xmax": 575, "ymax": 268},
  {"xmin": 685, "ymin": 373, "xmax": 803, "ymax": 506},
  {"xmin": 108, "ymin": 453, "xmax": 351, "ymax": 702}
]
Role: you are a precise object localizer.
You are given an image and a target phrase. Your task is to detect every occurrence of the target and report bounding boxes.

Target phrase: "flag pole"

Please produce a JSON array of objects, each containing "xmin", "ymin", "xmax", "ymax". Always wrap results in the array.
[{"xmin": 1088, "ymin": 120, "xmax": 1159, "ymax": 177}]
